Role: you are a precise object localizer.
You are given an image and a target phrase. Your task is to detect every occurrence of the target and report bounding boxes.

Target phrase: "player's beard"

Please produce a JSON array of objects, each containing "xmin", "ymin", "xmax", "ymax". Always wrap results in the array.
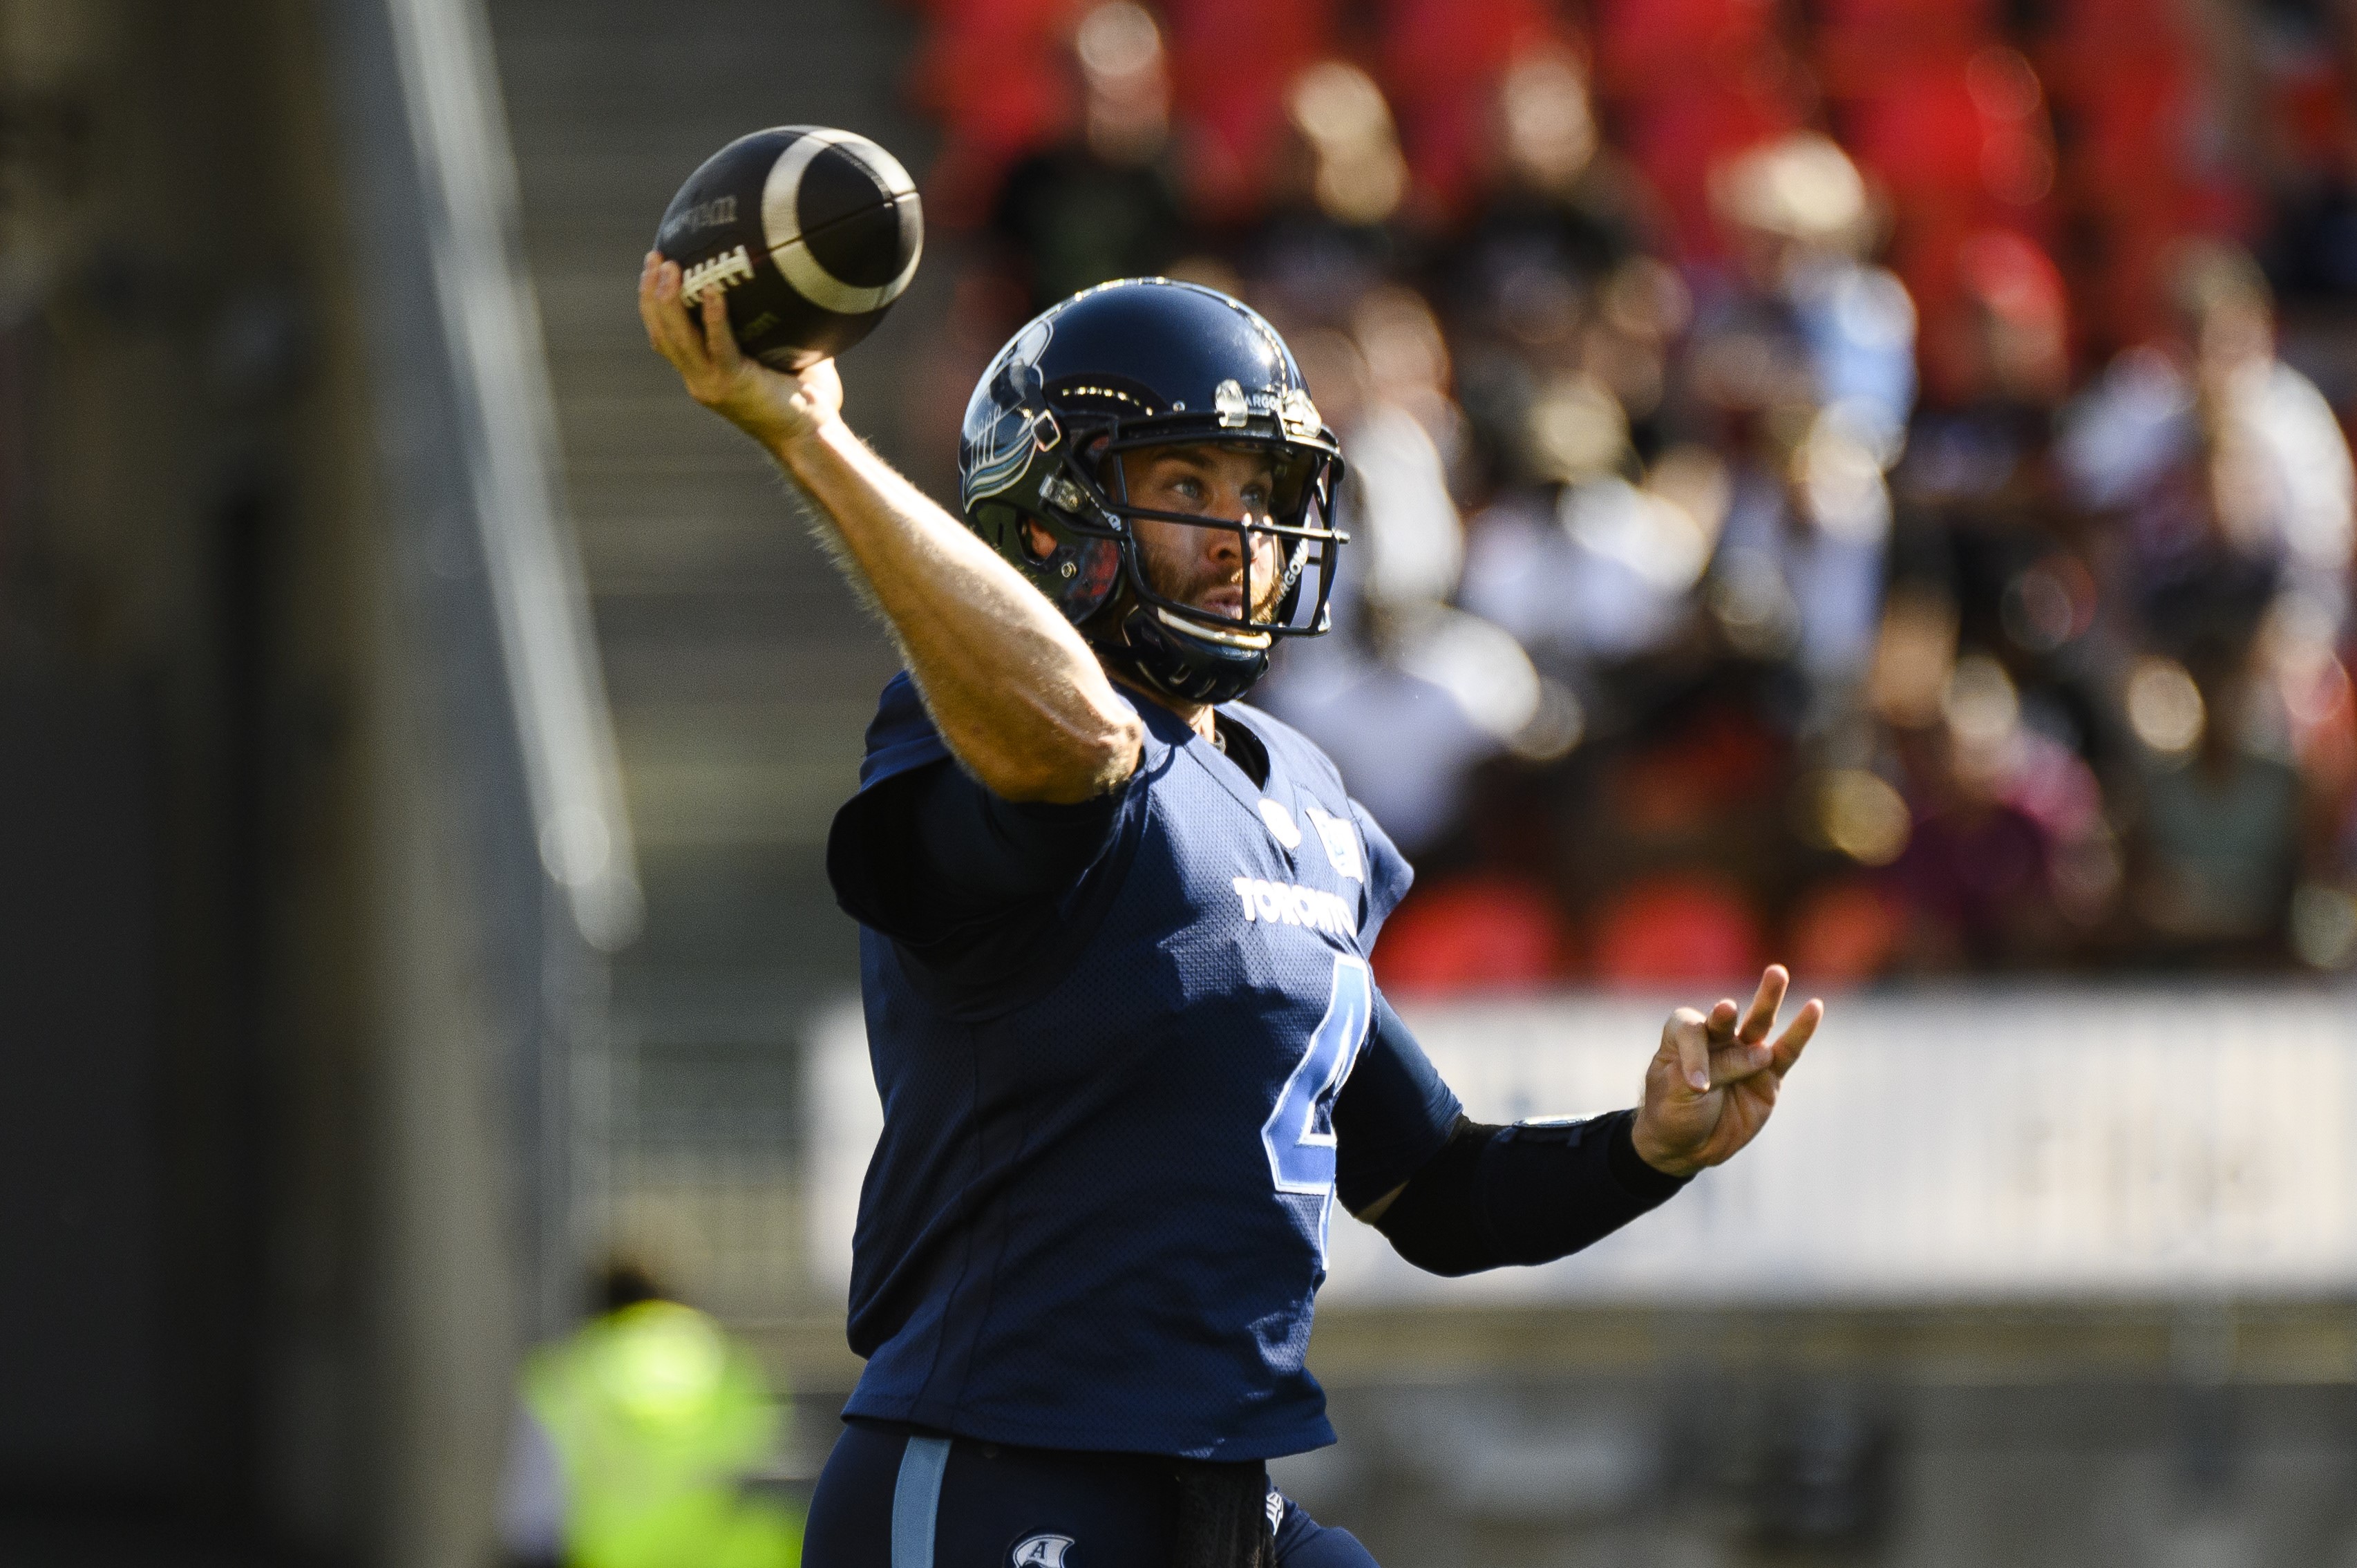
[{"xmin": 1141, "ymin": 527, "xmax": 1287, "ymax": 627}]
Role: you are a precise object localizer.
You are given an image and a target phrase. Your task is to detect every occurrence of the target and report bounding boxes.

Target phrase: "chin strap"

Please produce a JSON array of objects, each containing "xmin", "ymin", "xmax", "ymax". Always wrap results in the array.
[{"xmin": 1089, "ymin": 603, "xmax": 1269, "ymax": 706}]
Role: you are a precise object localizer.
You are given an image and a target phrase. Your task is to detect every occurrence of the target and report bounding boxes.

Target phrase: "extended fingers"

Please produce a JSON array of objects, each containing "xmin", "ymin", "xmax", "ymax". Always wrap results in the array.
[
  {"xmin": 1739, "ymin": 965, "xmax": 1788, "ymax": 1045},
  {"xmin": 1769, "ymin": 998, "xmax": 1824, "ymax": 1075}
]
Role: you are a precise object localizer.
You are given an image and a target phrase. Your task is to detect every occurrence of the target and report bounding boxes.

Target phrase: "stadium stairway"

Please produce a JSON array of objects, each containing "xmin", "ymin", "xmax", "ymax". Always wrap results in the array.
[{"xmin": 484, "ymin": 0, "xmax": 946, "ymax": 1301}]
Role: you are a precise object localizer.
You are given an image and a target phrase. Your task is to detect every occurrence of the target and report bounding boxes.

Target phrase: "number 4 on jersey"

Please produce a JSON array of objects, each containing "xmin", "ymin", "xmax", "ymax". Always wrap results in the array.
[{"xmin": 1260, "ymin": 954, "xmax": 1373, "ymax": 1198}]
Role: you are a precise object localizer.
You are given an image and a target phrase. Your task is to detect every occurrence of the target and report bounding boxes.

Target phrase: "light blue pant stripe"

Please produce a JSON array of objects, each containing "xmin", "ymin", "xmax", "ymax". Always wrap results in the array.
[{"xmin": 891, "ymin": 1435, "xmax": 952, "ymax": 1568}]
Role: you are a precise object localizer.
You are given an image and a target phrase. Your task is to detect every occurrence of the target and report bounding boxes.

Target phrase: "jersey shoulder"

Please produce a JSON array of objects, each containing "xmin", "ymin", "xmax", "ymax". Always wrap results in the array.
[{"xmin": 1223, "ymin": 697, "xmax": 1414, "ymax": 928}]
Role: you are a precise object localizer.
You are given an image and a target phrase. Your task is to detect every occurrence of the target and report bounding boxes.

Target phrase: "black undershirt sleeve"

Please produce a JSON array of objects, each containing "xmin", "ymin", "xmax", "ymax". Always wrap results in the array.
[
  {"xmin": 1370, "ymin": 1110, "xmax": 1692, "ymax": 1277},
  {"xmin": 1332, "ymin": 987, "xmax": 1690, "ymax": 1276},
  {"xmin": 829, "ymin": 759, "xmax": 1125, "ymax": 955}
]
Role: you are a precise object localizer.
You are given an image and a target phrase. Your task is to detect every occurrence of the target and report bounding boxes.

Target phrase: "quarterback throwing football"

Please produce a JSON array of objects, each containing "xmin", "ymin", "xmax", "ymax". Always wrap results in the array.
[{"xmin": 639, "ymin": 254, "xmax": 1822, "ymax": 1567}]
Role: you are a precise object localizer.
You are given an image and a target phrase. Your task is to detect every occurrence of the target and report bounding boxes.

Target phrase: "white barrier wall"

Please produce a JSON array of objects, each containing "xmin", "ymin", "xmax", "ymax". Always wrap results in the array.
[{"xmin": 806, "ymin": 987, "xmax": 2357, "ymax": 1305}]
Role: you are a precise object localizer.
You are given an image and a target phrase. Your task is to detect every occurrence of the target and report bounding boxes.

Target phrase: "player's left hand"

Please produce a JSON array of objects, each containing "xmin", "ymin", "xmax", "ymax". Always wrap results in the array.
[{"xmin": 1630, "ymin": 965, "xmax": 1821, "ymax": 1179}]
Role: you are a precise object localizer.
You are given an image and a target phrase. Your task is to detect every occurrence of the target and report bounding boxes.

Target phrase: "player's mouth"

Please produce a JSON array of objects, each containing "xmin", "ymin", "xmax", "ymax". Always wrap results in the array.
[
  {"xmin": 1196, "ymin": 584, "xmax": 1247, "ymax": 618},
  {"xmin": 1184, "ymin": 562, "xmax": 1284, "ymax": 622},
  {"xmin": 1196, "ymin": 574, "xmax": 1287, "ymax": 627}
]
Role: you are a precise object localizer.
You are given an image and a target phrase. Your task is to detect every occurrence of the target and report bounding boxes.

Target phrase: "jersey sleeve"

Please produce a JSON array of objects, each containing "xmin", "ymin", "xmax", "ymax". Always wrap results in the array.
[
  {"xmin": 826, "ymin": 672, "xmax": 1146, "ymax": 1006},
  {"xmin": 1332, "ymin": 985, "xmax": 1464, "ymax": 1214},
  {"xmin": 1350, "ymin": 798, "xmax": 1414, "ymax": 950}
]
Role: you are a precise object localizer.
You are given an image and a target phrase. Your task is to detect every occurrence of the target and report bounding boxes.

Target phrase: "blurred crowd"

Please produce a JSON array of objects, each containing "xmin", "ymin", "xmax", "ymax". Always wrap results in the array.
[{"xmin": 897, "ymin": 0, "xmax": 2357, "ymax": 988}]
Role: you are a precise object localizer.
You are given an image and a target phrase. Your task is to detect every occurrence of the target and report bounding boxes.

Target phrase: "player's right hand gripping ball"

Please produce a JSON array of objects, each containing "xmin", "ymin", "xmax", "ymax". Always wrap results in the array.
[{"xmin": 654, "ymin": 126, "xmax": 922, "ymax": 371}]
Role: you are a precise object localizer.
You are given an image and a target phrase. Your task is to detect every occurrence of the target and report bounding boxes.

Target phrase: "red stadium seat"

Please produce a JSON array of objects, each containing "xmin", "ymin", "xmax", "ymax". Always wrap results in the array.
[
  {"xmin": 1374, "ymin": 0, "xmax": 1572, "ymax": 213},
  {"xmin": 1810, "ymin": 0, "xmax": 1996, "ymax": 93},
  {"xmin": 1591, "ymin": 0, "xmax": 1779, "ymax": 94},
  {"xmin": 1618, "ymin": 84, "xmax": 1800, "ymax": 260},
  {"xmin": 1160, "ymin": 0, "xmax": 1341, "ymax": 218},
  {"xmin": 1587, "ymin": 0, "xmax": 1811, "ymax": 257},
  {"xmin": 1373, "ymin": 876, "xmax": 1576, "ymax": 995},
  {"xmin": 905, "ymin": 0, "xmax": 1086, "ymax": 226},
  {"xmin": 2034, "ymin": 0, "xmax": 2259, "ymax": 347},
  {"xmin": 1786, "ymin": 876, "xmax": 1902, "ymax": 985},
  {"xmin": 1837, "ymin": 57, "xmax": 2021, "ymax": 201},
  {"xmin": 1591, "ymin": 873, "xmax": 1764, "ymax": 986},
  {"xmin": 1826, "ymin": 50, "xmax": 2059, "ymax": 370}
]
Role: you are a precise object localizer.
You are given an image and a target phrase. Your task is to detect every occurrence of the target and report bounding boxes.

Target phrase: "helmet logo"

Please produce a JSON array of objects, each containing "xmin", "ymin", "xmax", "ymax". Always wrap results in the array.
[
  {"xmin": 1215, "ymin": 378, "xmax": 1250, "ymax": 428},
  {"xmin": 1007, "ymin": 318, "xmax": 1052, "ymax": 371},
  {"xmin": 1011, "ymin": 1536, "xmax": 1073, "ymax": 1567},
  {"xmin": 960, "ymin": 317, "xmax": 1057, "ymax": 506}
]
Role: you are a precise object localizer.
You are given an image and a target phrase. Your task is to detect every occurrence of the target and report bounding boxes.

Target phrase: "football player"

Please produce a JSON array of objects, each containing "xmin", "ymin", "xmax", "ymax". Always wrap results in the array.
[{"xmin": 638, "ymin": 256, "xmax": 1822, "ymax": 1567}]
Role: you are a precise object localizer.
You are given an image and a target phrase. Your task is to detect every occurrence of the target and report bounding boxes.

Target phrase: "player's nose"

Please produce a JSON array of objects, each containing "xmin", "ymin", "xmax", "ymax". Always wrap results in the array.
[{"xmin": 1198, "ymin": 503, "xmax": 1247, "ymax": 565}]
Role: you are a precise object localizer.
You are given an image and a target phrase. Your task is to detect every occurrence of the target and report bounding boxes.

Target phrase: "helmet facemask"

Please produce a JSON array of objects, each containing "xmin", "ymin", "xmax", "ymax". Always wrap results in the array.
[
  {"xmin": 1045, "ymin": 424, "xmax": 1345, "ymax": 703},
  {"xmin": 1060, "ymin": 426, "xmax": 1341, "ymax": 635}
]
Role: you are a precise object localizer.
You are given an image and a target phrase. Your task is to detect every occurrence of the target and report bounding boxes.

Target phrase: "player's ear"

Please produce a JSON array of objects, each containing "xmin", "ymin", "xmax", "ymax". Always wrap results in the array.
[{"xmin": 1021, "ymin": 518, "xmax": 1058, "ymax": 561}]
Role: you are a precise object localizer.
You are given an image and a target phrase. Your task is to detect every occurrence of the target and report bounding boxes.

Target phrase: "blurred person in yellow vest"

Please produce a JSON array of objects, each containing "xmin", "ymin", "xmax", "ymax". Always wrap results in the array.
[{"xmin": 499, "ymin": 1260, "xmax": 802, "ymax": 1568}]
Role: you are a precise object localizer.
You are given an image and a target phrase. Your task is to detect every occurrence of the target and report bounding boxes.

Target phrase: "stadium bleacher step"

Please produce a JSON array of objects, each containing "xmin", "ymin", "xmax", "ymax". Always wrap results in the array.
[{"xmin": 487, "ymin": 0, "xmax": 940, "ymax": 1032}]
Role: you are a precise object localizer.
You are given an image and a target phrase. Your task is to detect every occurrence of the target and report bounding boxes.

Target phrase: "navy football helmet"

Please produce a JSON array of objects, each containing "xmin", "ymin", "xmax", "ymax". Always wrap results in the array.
[{"xmin": 956, "ymin": 278, "xmax": 1347, "ymax": 704}]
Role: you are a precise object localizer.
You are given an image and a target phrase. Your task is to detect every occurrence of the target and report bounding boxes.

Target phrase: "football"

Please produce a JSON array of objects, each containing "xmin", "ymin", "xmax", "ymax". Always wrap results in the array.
[{"xmin": 654, "ymin": 126, "xmax": 923, "ymax": 371}]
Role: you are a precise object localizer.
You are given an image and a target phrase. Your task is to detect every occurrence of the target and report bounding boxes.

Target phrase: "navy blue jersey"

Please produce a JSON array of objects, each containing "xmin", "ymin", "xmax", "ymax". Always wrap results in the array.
[{"xmin": 826, "ymin": 674, "xmax": 1458, "ymax": 1460}]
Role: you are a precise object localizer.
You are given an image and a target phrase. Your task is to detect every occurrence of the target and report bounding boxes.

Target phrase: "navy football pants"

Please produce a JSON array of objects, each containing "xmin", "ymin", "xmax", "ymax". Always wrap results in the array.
[{"xmin": 804, "ymin": 1422, "xmax": 1379, "ymax": 1567}]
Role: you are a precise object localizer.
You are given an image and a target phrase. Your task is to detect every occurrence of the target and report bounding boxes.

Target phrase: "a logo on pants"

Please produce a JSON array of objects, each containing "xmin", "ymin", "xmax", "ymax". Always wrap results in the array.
[{"xmin": 1011, "ymin": 1534, "xmax": 1073, "ymax": 1567}]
